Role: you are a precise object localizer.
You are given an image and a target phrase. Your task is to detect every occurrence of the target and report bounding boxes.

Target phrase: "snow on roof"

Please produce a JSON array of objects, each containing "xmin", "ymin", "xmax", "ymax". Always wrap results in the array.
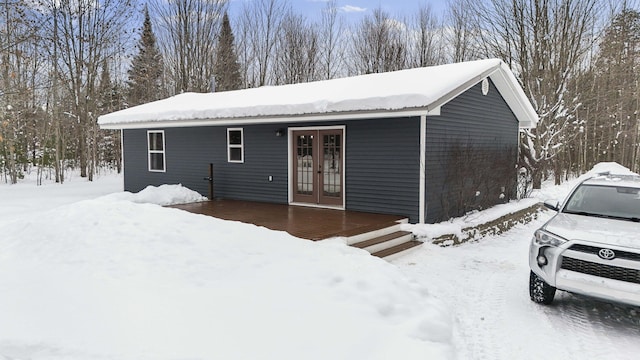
[{"xmin": 99, "ymin": 58, "xmax": 538, "ymax": 129}]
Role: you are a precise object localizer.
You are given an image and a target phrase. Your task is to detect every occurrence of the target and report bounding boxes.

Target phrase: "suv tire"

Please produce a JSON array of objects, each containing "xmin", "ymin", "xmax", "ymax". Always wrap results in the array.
[{"xmin": 529, "ymin": 271, "xmax": 556, "ymax": 304}]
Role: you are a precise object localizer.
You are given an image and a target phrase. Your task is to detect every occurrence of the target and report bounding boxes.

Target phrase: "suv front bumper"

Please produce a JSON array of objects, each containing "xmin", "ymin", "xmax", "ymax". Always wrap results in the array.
[{"xmin": 529, "ymin": 241, "xmax": 640, "ymax": 307}]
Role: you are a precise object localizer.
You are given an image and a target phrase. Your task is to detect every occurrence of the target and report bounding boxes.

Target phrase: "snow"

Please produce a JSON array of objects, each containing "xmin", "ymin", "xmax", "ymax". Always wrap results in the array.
[
  {"xmin": 0, "ymin": 174, "xmax": 451, "ymax": 360},
  {"xmin": 97, "ymin": 59, "xmax": 537, "ymax": 129},
  {"xmin": 404, "ymin": 162, "xmax": 639, "ymax": 243},
  {"xmin": 1, "ymin": 163, "xmax": 639, "ymax": 360},
  {"xmin": 104, "ymin": 183, "xmax": 208, "ymax": 206}
]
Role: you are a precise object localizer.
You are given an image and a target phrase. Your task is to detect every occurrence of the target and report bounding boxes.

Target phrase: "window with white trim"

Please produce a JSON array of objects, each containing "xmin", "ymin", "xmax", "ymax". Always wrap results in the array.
[
  {"xmin": 147, "ymin": 130, "xmax": 166, "ymax": 172},
  {"xmin": 227, "ymin": 128, "xmax": 244, "ymax": 163}
]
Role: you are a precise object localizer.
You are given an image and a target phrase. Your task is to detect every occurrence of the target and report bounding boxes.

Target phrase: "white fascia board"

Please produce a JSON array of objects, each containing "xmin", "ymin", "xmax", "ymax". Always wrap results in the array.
[
  {"xmin": 426, "ymin": 63, "xmax": 503, "ymax": 112},
  {"xmin": 424, "ymin": 63, "xmax": 539, "ymax": 129},
  {"xmin": 99, "ymin": 108, "xmax": 437, "ymax": 130}
]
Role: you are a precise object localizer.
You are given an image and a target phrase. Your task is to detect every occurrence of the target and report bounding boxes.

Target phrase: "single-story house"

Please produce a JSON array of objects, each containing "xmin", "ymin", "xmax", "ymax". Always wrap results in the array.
[{"xmin": 98, "ymin": 59, "xmax": 538, "ymax": 224}]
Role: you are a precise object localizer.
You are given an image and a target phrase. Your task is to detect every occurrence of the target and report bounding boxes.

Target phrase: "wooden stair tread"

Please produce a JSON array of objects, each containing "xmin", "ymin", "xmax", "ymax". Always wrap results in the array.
[
  {"xmin": 339, "ymin": 220, "xmax": 406, "ymax": 238},
  {"xmin": 371, "ymin": 240, "xmax": 422, "ymax": 258},
  {"xmin": 351, "ymin": 231, "xmax": 412, "ymax": 249}
]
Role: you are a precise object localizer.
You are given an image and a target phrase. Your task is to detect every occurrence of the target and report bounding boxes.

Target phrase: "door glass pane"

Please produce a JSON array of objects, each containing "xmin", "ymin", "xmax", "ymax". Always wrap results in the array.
[
  {"xmin": 323, "ymin": 134, "xmax": 341, "ymax": 197},
  {"xmin": 297, "ymin": 135, "xmax": 313, "ymax": 195}
]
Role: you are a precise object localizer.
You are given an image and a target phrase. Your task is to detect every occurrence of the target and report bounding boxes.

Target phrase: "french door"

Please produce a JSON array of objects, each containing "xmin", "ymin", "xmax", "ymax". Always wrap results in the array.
[{"xmin": 292, "ymin": 128, "xmax": 344, "ymax": 206}]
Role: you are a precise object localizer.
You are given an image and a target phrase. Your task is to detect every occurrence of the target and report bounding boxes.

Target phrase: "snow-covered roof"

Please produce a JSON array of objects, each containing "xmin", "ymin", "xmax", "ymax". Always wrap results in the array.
[{"xmin": 98, "ymin": 58, "xmax": 538, "ymax": 129}]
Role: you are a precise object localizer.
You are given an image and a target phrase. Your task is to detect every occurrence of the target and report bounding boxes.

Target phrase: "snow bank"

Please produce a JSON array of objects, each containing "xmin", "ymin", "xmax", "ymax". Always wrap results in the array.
[
  {"xmin": 407, "ymin": 162, "xmax": 638, "ymax": 243},
  {"xmin": 0, "ymin": 196, "xmax": 453, "ymax": 359},
  {"xmin": 104, "ymin": 183, "xmax": 207, "ymax": 206},
  {"xmin": 403, "ymin": 198, "xmax": 540, "ymax": 242},
  {"xmin": 532, "ymin": 162, "xmax": 638, "ymax": 201}
]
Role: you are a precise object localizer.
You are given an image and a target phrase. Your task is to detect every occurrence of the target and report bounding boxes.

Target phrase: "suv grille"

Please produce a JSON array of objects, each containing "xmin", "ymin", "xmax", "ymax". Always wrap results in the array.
[
  {"xmin": 561, "ymin": 257, "xmax": 640, "ymax": 284},
  {"xmin": 568, "ymin": 244, "xmax": 640, "ymax": 262}
]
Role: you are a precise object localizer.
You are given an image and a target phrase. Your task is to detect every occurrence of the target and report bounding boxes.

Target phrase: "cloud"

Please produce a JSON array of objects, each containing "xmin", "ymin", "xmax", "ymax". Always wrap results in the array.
[{"xmin": 339, "ymin": 5, "xmax": 367, "ymax": 13}]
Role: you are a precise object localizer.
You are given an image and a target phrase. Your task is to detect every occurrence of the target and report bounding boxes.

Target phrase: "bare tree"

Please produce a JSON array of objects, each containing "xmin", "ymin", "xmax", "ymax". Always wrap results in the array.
[
  {"xmin": 350, "ymin": 7, "xmax": 408, "ymax": 74},
  {"xmin": 275, "ymin": 11, "xmax": 319, "ymax": 84},
  {"xmin": 474, "ymin": 0, "xmax": 600, "ymax": 186},
  {"xmin": 0, "ymin": 0, "xmax": 41, "ymax": 183},
  {"xmin": 237, "ymin": 0, "xmax": 289, "ymax": 87},
  {"xmin": 446, "ymin": 0, "xmax": 481, "ymax": 62},
  {"xmin": 408, "ymin": 3, "xmax": 445, "ymax": 67},
  {"xmin": 317, "ymin": 0, "xmax": 345, "ymax": 79},
  {"xmin": 46, "ymin": 0, "xmax": 135, "ymax": 180},
  {"xmin": 150, "ymin": 0, "xmax": 227, "ymax": 94}
]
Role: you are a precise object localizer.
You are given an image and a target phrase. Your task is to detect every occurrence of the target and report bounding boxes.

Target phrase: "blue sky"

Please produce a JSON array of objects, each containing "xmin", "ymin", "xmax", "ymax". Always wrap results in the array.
[
  {"xmin": 230, "ymin": 0, "xmax": 448, "ymax": 22},
  {"xmin": 294, "ymin": 0, "xmax": 447, "ymax": 19}
]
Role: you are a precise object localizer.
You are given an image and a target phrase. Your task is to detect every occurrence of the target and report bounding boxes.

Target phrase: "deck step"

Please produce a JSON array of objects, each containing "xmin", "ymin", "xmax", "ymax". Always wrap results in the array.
[
  {"xmin": 371, "ymin": 240, "xmax": 423, "ymax": 260},
  {"xmin": 351, "ymin": 231, "xmax": 414, "ymax": 254},
  {"xmin": 345, "ymin": 221, "xmax": 405, "ymax": 245}
]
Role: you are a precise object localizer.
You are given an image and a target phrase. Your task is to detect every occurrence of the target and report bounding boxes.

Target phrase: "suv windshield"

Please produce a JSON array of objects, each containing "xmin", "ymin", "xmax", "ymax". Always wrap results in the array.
[{"xmin": 563, "ymin": 184, "xmax": 640, "ymax": 221}]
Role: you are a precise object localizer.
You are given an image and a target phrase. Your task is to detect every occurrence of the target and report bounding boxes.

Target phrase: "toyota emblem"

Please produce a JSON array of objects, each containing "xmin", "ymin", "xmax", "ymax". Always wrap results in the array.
[{"xmin": 598, "ymin": 248, "xmax": 616, "ymax": 260}]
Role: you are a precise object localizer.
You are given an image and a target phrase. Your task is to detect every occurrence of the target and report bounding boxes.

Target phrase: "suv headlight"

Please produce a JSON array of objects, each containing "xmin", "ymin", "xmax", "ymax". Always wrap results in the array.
[{"xmin": 533, "ymin": 229, "xmax": 567, "ymax": 247}]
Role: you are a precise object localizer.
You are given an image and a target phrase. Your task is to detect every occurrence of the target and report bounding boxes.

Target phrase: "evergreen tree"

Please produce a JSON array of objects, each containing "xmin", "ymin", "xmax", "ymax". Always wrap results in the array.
[
  {"xmin": 214, "ymin": 12, "xmax": 242, "ymax": 92},
  {"xmin": 578, "ymin": 9, "xmax": 640, "ymax": 172},
  {"xmin": 127, "ymin": 5, "xmax": 164, "ymax": 105},
  {"xmin": 98, "ymin": 60, "xmax": 124, "ymax": 173}
]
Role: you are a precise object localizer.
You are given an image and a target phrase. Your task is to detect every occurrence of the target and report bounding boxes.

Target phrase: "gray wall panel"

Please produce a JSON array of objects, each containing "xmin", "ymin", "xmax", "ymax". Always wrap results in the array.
[
  {"xmin": 345, "ymin": 117, "xmax": 420, "ymax": 222},
  {"xmin": 123, "ymin": 118, "xmax": 421, "ymax": 221},
  {"xmin": 123, "ymin": 125, "xmax": 289, "ymax": 203},
  {"xmin": 425, "ymin": 79, "xmax": 519, "ymax": 223}
]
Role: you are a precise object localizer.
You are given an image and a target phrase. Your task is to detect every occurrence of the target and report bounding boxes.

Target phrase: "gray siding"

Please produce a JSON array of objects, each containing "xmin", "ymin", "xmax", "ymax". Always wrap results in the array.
[
  {"xmin": 123, "ymin": 125, "xmax": 289, "ymax": 203},
  {"xmin": 425, "ymin": 79, "xmax": 519, "ymax": 223},
  {"xmin": 122, "ymin": 79, "xmax": 518, "ymax": 225},
  {"xmin": 345, "ymin": 117, "xmax": 420, "ymax": 222},
  {"xmin": 122, "ymin": 118, "xmax": 421, "ymax": 221}
]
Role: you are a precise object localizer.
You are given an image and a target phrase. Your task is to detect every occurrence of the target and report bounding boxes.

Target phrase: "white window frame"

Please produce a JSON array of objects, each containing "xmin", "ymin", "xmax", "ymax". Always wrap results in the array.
[
  {"xmin": 227, "ymin": 128, "xmax": 244, "ymax": 163},
  {"xmin": 147, "ymin": 130, "xmax": 166, "ymax": 172}
]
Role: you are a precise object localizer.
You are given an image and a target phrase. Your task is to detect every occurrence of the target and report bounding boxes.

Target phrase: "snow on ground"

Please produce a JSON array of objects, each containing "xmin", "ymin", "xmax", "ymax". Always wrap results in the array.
[
  {"xmin": 0, "ymin": 173, "xmax": 451, "ymax": 359},
  {"xmin": 0, "ymin": 171, "xmax": 123, "ymax": 226},
  {"xmin": 1, "ymin": 163, "xmax": 639, "ymax": 360},
  {"xmin": 394, "ymin": 161, "xmax": 640, "ymax": 360},
  {"xmin": 403, "ymin": 162, "xmax": 640, "ymax": 241}
]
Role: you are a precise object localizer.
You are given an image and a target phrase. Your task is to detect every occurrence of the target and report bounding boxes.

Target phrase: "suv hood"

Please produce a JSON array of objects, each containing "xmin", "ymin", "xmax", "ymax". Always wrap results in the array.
[{"xmin": 544, "ymin": 212, "xmax": 640, "ymax": 249}]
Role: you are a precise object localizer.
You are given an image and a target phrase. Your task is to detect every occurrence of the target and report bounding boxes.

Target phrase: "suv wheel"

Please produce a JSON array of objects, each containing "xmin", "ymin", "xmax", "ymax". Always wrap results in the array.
[{"xmin": 529, "ymin": 271, "xmax": 556, "ymax": 304}]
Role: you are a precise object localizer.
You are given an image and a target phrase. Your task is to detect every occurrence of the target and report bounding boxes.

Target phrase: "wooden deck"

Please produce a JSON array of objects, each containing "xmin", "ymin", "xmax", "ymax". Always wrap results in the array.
[{"xmin": 170, "ymin": 200, "xmax": 407, "ymax": 240}]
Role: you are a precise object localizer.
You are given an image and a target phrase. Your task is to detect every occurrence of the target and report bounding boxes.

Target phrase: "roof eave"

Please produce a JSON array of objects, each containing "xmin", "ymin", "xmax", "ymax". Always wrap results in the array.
[
  {"xmin": 426, "ymin": 61, "xmax": 539, "ymax": 129},
  {"xmin": 98, "ymin": 107, "xmax": 439, "ymax": 130}
]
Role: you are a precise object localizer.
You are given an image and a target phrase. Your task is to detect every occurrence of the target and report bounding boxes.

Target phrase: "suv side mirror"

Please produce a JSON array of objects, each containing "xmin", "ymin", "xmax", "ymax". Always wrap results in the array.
[{"xmin": 543, "ymin": 200, "xmax": 560, "ymax": 211}]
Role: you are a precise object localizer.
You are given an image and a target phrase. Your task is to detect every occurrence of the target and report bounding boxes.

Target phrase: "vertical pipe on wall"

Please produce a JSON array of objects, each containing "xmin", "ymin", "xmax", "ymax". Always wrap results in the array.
[{"xmin": 208, "ymin": 163, "xmax": 214, "ymax": 200}]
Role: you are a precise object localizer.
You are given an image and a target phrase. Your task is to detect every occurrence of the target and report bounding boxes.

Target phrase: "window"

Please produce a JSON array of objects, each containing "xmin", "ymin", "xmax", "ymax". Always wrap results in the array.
[
  {"xmin": 227, "ymin": 128, "xmax": 244, "ymax": 163},
  {"xmin": 147, "ymin": 130, "xmax": 166, "ymax": 172}
]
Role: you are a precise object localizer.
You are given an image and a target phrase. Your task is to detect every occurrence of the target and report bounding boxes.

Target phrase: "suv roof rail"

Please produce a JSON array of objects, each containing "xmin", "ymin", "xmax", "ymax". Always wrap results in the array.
[{"xmin": 596, "ymin": 171, "xmax": 611, "ymax": 176}]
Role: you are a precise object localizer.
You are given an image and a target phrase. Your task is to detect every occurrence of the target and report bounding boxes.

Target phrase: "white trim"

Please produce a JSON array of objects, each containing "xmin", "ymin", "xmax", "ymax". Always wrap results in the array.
[
  {"xmin": 100, "ymin": 109, "xmax": 435, "ymax": 130},
  {"xmin": 288, "ymin": 125, "xmax": 346, "ymax": 210},
  {"xmin": 147, "ymin": 130, "xmax": 166, "ymax": 172},
  {"xmin": 288, "ymin": 130, "xmax": 292, "ymax": 203},
  {"xmin": 120, "ymin": 129, "xmax": 125, "ymax": 187},
  {"xmin": 419, "ymin": 115, "xmax": 426, "ymax": 224},
  {"xmin": 490, "ymin": 64, "xmax": 538, "ymax": 129},
  {"xmin": 227, "ymin": 128, "xmax": 244, "ymax": 163},
  {"xmin": 289, "ymin": 202, "xmax": 344, "ymax": 211}
]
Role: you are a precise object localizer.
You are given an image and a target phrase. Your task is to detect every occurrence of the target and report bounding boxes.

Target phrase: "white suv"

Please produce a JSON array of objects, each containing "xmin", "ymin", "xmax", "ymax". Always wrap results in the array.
[{"xmin": 529, "ymin": 172, "xmax": 640, "ymax": 306}]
